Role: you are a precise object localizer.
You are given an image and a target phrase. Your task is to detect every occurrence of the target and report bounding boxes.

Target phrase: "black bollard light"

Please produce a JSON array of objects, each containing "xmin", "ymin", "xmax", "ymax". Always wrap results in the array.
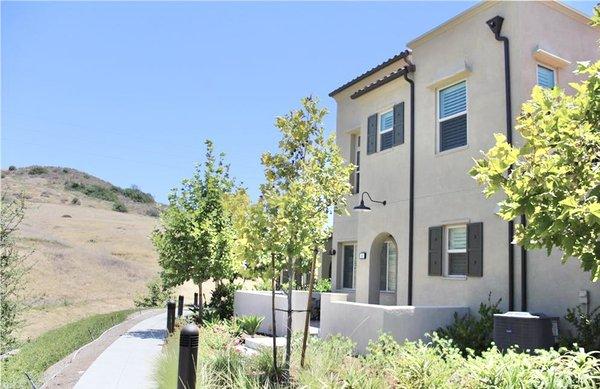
[
  {"xmin": 177, "ymin": 295, "xmax": 184, "ymax": 317},
  {"xmin": 167, "ymin": 300, "xmax": 176, "ymax": 334},
  {"xmin": 177, "ymin": 324, "xmax": 199, "ymax": 389},
  {"xmin": 193, "ymin": 292, "xmax": 198, "ymax": 307}
]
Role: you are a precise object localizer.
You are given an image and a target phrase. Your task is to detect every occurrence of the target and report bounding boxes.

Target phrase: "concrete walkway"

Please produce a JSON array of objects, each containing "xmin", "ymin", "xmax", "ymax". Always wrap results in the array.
[{"xmin": 74, "ymin": 312, "xmax": 167, "ymax": 389}]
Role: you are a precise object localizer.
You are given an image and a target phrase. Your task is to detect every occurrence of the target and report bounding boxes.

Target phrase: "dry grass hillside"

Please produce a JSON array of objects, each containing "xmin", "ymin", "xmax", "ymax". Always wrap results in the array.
[{"xmin": 1, "ymin": 166, "xmax": 201, "ymax": 339}]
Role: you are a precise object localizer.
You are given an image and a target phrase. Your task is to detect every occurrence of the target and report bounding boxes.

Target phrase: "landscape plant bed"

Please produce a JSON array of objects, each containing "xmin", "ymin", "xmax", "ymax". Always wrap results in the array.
[
  {"xmin": 0, "ymin": 308, "xmax": 137, "ymax": 388},
  {"xmin": 154, "ymin": 320, "xmax": 600, "ymax": 388}
]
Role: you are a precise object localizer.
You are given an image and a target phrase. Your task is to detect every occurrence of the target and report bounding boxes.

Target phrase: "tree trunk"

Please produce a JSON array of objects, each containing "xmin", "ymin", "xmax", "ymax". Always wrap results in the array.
[
  {"xmin": 300, "ymin": 247, "xmax": 318, "ymax": 367},
  {"xmin": 284, "ymin": 256, "xmax": 294, "ymax": 375},
  {"xmin": 271, "ymin": 253, "xmax": 278, "ymax": 377},
  {"xmin": 198, "ymin": 282, "xmax": 203, "ymax": 325}
]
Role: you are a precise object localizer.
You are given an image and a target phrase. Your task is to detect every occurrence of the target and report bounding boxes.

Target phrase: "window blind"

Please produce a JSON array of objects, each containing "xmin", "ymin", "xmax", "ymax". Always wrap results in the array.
[{"xmin": 537, "ymin": 65, "xmax": 555, "ymax": 89}]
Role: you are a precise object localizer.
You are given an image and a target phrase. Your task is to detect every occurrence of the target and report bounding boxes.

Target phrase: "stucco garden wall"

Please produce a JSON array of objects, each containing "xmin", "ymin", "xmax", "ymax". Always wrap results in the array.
[
  {"xmin": 320, "ymin": 293, "xmax": 468, "ymax": 353},
  {"xmin": 234, "ymin": 290, "xmax": 317, "ymax": 337}
]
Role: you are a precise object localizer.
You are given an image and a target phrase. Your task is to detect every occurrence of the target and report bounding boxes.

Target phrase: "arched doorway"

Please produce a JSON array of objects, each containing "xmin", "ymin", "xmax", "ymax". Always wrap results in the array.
[{"xmin": 368, "ymin": 233, "xmax": 398, "ymax": 305}]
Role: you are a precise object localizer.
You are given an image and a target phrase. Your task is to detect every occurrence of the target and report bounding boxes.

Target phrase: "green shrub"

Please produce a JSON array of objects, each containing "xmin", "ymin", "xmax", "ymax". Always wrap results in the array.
[
  {"xmin": 62, "ymin": 168, "xmax": 69, "ymax": 173},
  {"xmin": 207, "ymin": 282, "xmax": 239, "ymax": 320},
  {"xmin": 123, "ymin": 186, "xmax": 154, "ymax": 204},
  {"xmin": 235, "ymin": 315, "xmax": 264, "ymax": 336},
  {"xmin": 145, "ymin": 207, "xmax": 160, "ymax": 217},
  {"xmin": 134, "ymin": 278, "xmax": 172, "ymax": 308},
  {"xmin": 112, "ymin": 201, "xmax": 127, "ymax": 213},
  {"xmin": 28, "ymin": 166, "xmax": 47, "ymax": 175},
  {"xmin": 253, "ymin": 278, "xmax": 272, "ymax": 291},
  {"xmin": 560, "ymin": 305, "xmax": 600, "ymax": 352},
  {"xmin": 153, "ymin": 320, "xmax": 600, "ymax": 389},
  {"xmin": 436, "ymin": 293, "xmax": 501, "ymax": 355},
  {"xmin": 1, "ymin": 309, "xmax": 135, "ymax": 388},
  {"xmin": 314, "ymin": 278, "xmax": 332, "ymax": 293},
  {"xmin": 8, "ymin": 166, "xmax": 16, "ymax": 171},
  {"xmin": 71, "ymin": 197, "xmax": 81, "ymax": 205},
  {"xmin": 65, "ymin": 181, "xmax": 118, "ymax": 202}
]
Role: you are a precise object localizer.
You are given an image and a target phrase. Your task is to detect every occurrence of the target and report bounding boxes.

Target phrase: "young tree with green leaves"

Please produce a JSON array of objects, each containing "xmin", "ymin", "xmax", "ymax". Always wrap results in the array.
[
  {"xmin": 241, "ymin": 200, "xmax": 287, "ymax": 375},
  {"xmin": 152, "ymin": 140, "xmax": 236, "ymax": 323},
  {"xmin": 470, "ymin": 10, "xmax": 600, "ymax": 281},
  {"xmin": 258, "ymin": 97, "xmax": 354, "ymax": 373},
  {"xmin": 1, "ymin": 195, "xmax": 31, "ymax": 354}
]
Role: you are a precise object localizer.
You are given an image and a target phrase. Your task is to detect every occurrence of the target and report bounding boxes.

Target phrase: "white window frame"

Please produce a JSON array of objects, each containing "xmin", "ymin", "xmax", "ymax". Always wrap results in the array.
[
  {"xmin": 444, "ymin": 224, "xmax": 467, "ymax": 277},
  {"xmin": 341, "ymin": 243, "xmax": 357, "ymax": 289},
  {"xmin": 536, "ymin": 63, "xmax": 557, "ymax": 88},
  {"xmin": 378, "ymin": 109, "xmax": 394, "ymax": 134},
  {"xmin": 437, "ymin": 80, "xmax": 468, "ymax": 153},
  {"xmin": 381, "ymin": 240, "xmax": 397, "ymax": 292},
  {"xmin": 354, "ymin": 135, "xmax": 361, "ymax": 194}
]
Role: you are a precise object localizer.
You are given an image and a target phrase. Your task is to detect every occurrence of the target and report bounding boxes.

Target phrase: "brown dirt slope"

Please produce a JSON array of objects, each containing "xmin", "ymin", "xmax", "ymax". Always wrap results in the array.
[{"xmin": 1, "ymin": 166, "xmax": 164, "ymax": 339}]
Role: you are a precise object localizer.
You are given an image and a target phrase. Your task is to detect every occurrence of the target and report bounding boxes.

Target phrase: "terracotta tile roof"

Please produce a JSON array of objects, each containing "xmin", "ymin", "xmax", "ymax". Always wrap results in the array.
[
  {"xmin": 328, "ymin": 50, "xmax": 410, "ymax": 97},
  {"xmin": 350, "ymin": 64, "xmax": 415, "ymax": 99}
]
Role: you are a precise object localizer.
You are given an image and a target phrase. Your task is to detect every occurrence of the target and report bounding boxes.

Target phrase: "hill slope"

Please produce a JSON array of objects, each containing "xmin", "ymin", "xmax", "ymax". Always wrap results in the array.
[{"xmin": 1, "ymin": 166, "xmax": 164, "ymax": 338}]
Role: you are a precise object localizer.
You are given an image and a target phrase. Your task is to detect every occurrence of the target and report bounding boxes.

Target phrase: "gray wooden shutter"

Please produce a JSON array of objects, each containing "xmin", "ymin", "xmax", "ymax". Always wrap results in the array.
[
  {"xmin": 467, "ymin": 222, "xmax": 483, "ymax": 277},
  {"xmin": 367, "ymin": 114, "xmax": 378, "ymax": 154},
  {"xmin": 428, "ymin": 226, "xmax": 443, "ymax": 276},
  {"xmin": 393, "ymin": 102, "xmax": 404, "ymax": 146}
]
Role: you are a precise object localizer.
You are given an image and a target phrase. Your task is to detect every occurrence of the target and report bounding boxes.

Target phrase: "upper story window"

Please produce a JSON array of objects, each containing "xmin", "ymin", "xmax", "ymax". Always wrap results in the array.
[
  {"xmin": 537, "ymin": 64, "xmax": 555, "ymax": 89},
  {"xmin": 351, "ymin": 135, "xmax": 361, "ymax": 194},
  {"xmin": 446, "ymin": 225, "xmax": 467, "ymax": 276},
  {"xmin": 438, "ymin": 81, "xmax": 467, "ymax": 152},
  {"xmin": 379, "ymin": 110, "xmax": 394, "ymax": 151},
  {"xmin": 366, "ymin": 103, "xmax": 404, "ymax": 155}
]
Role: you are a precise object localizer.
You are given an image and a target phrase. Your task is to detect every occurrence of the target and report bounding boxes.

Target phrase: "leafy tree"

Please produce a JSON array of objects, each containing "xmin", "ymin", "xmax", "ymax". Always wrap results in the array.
[
  {"xmin": 152, "ymin": 140, "xmax": 236, "ymax": 323},
  {"xmin": 223, "ymin": 187, "xmax": 251, "ymax": 280},
  {"xmin": 240, "ymin": 200, "xmax": 285, "ymax": 375},
  {"xmin": 1, "ymin": 195, "xmax": 31, "ymax": 353},
  {"xmin": 470, "ymin": 16, "xmax": 600, "ymax": 281},
  {"xmin": 256, "ymin": 97, "xmax": 354, "ymax": 374},
  {"xmin": 133, "ymin": 277, "xmax": 173, "ymax": 308}
]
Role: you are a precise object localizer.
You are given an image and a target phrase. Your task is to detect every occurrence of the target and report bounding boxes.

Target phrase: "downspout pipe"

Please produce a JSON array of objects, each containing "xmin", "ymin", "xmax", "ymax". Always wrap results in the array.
[
  {"xmin": 487, "ymin": 16, "xmax": 526, "ymax": 312},
  {"xmin": 403, "ymin": 65, "xmax": 415, "ymax": 306}
]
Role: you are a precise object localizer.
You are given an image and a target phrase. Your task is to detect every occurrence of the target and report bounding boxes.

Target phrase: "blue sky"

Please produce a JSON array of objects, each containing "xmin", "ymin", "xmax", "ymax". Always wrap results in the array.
[{"xmin": 2, "ymin": 1, "xmax": 595, "ymax": 203}]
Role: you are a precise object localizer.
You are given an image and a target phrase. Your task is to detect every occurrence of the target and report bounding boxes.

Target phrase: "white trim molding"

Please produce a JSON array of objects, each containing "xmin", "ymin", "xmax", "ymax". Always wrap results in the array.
[{"xmin": 533, "ymin": 47, "xmax": 571, "ymax": 69}]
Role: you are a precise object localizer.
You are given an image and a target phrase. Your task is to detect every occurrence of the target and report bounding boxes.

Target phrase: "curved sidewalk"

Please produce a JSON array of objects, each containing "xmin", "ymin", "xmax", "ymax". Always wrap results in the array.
[{"xmin": 74, "ymin": 312, "xmax": 167, "ymax": 389}]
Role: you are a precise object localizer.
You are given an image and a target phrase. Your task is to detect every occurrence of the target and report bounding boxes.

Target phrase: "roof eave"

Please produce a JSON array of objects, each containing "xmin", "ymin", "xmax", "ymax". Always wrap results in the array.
[{"xmin": 328, "ymin": 50, "xmax": 411, "ymax": 98}]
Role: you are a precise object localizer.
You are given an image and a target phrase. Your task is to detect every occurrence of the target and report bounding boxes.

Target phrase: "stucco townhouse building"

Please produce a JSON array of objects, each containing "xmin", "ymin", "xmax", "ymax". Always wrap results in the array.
[
  {"xmin": 328, "ymin": 0, "xmax": 598, "ymax": 331},
  {"xmin": 234, "ymin": 0, "xmax": 599, "ymax": 352}
]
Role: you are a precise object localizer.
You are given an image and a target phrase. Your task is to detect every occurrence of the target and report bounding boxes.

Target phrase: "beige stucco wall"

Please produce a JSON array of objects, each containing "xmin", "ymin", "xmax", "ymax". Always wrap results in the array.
[
  {"xmin": 234, "ymin": 290, "xmax": 316, "ymax": 336},
  {"xmin": 331, "ymin": 1, "xmax": 599, "ymax": 329},
  {"xmin": 320, "ymin": 293, "xmax": 468, "ymax": 353}
]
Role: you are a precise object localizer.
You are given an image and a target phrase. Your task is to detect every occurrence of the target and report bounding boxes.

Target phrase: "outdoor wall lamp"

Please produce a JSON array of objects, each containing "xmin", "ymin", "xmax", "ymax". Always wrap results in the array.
[{"xmin": 353, "ymin": 191, "xmax": 386, "ymax": 212}]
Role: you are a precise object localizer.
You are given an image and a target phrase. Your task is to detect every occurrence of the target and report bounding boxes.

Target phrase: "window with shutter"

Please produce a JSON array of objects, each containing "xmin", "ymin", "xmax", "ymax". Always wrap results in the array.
[
  {"xmin": 537, "ymin": 65, "xmax": 555, "ymax": 89},
  {"xmin": 446, "ymin": 225, "xmax": 467, "ymax": 276},
  {"xmin": 379, "ymin": 110, "xmax": 394, "ymax": 151},
  {"xmin": 438, "ymin": 81, "xmax": 467, "ymax": 152}
]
